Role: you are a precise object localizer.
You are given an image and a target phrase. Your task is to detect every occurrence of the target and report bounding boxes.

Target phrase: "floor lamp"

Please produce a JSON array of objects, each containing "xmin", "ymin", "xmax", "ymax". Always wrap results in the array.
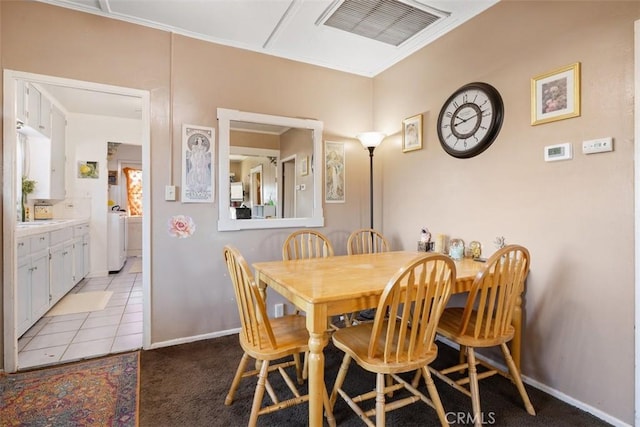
[
  {"xmin": 355, "ymin": 131, "xmax": 386, "ymax": 321},
  {"xmin": 356, "ymin": 132, "xmax": 386, "ymax": 230}
]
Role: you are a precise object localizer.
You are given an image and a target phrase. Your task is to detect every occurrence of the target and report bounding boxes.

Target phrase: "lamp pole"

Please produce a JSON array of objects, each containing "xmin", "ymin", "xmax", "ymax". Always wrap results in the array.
[
  {"xmin": 368, "ymin": 146, "xmax": 375, "ymax": 230},
  {"xmin": 356, "ymin": 132, "xmax": 385, "ymax": 322},
  {"xmin": 356, "ymin": 131, "xmax": 385, "ymax": 231}
]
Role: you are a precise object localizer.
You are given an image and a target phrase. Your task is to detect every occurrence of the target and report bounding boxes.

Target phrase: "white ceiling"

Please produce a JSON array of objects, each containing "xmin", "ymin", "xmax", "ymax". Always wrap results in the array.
[
  {"xmin": 39, "ymin": 0, "xmax": 498, "ymax": 77},
  {"xmin": 33, "ymin": 0, "xmax": 499, "ymax": 119}
]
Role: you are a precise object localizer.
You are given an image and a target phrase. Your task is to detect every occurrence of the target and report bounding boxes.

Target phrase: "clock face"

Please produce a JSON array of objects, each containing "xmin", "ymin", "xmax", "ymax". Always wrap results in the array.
[{"xmin": 437, "ymin": 82, "xmax": 504, "ymax": 159}]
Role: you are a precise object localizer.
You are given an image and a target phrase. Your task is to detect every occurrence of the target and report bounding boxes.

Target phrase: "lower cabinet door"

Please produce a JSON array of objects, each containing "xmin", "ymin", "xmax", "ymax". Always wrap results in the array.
[
  {"xmin": 30, "ymin": 251, "xmax": 50, "ymax": 321},
  {"xmin": 17, "ymin": 258, "xmax": 31, "ymax": 337},
  {"xmin": 50, "ymin": 243, "xmax": 73, "ymax": 304}
]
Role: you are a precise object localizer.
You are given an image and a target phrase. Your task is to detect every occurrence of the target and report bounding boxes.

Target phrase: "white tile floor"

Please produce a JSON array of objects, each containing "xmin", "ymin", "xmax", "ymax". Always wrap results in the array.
[{"xmin": 17, "ymin": 257, "xmax": 143, "ymax": 370}]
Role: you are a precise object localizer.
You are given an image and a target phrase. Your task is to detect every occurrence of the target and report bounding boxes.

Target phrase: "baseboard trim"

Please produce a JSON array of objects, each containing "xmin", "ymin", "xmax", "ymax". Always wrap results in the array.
[
  {"xmin": 145, "ymin": 328, "xmax": 241, "ymax": 350},
  {"xmin": 435, "ymin": 337, "xmax": 630, "ymax": 427}
]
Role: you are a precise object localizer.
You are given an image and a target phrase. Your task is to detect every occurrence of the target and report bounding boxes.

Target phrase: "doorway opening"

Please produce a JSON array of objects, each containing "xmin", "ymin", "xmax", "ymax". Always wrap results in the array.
[
  {"xmin": 2, "ymin": 70, "xmax": 151, "ymax": 372},
  {"xmin": 281, "ymin": 155, "xmax": 296, "ymax": 218}
]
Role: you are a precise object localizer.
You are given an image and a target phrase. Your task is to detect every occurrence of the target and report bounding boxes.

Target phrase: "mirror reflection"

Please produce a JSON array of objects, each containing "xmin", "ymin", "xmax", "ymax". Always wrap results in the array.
[{"xmin": 218, "ymin": 108, "xmax": 324, "ymax": 231}]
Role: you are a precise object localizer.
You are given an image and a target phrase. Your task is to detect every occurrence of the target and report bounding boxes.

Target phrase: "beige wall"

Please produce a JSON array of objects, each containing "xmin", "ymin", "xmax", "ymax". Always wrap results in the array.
[
  {"xmin": 374, "ymin": 1, "xmax": 639, "ymax": 423},
  {"xmin": 1, "ymin": 0, "xmax": 638, "ymax": 424}
]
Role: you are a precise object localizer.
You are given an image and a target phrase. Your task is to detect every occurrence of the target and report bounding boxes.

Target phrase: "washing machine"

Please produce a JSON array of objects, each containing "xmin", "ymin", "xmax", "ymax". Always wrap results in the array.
[{"xmin": 107, "ymin": 211, "xmax": 127, "ymax": 272}]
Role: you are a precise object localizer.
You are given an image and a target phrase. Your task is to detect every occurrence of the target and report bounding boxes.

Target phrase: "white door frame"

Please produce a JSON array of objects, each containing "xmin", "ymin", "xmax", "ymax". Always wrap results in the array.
[
  {"xmin": 634, "ymin": 19, "xmax": 639, "ymax": 426},
  {"xmin": 2, "ymin": 70, "xmax": 151, "ymax": 372}
]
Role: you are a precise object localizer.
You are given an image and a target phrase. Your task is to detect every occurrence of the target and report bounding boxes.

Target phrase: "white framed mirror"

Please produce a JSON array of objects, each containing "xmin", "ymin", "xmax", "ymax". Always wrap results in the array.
[{"xmin": 217, "ymin": 108, "xmax": 324, "ymax": 231}]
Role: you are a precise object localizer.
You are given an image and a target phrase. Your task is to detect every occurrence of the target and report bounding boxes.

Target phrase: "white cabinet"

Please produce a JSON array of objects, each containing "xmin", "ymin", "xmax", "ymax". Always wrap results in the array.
[
  {"xmin": 50, "ymin": 241, "xmax": 74, "ymax": 304},
  {"xmin": 49, "ymin": 226, "xmax": 74, "ymax": 304},
  {"xmin": 73, "ymin": 223, "xmax": 90, "ymax": 283},
  {"xmin": 30, "ymin": 251, "xmax": 51, "ymax": 320},
  {"xmin": 16, "ymin": 79, "xmax": 27, "ymax": 125},
  {"xmin": 17, "ymin": 257, "xmax": 32, "ymax": 336},
  {"xmin": 17, "ymin": 233, "xmax": 51, "ymax": 337},
  {"xmin": 29, "ymin": 104, "xmax": 66, "ymax": 200},
  {"xmin": 26, "ymin": 83, "xmax": 51, "ymax": 138},
  {"xmin": 49, "ymin": 104, "xmax": 66, "ymax": 199},
  {"xmin": 16, "ymin": 222, "xmax": 91, "ymax": 337}
]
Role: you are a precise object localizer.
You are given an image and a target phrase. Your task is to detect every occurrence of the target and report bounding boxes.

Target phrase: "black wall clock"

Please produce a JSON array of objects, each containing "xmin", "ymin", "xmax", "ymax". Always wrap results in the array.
[{"xmin": 437, "ymin": 82, "xmax": 504, "ymax": 159}]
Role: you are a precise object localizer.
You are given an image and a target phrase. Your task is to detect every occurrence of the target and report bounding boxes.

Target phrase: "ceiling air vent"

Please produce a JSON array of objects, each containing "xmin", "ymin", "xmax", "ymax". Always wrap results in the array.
[{"xmin": 319, "ymin": 0, "xmax": 449, "ymax": 46}]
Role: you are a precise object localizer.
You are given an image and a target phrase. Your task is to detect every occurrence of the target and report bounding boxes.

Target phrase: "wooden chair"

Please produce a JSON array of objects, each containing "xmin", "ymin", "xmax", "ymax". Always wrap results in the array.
[
  {"xmin": 429, "ymin": 245, "xmax": 535, "ymax": 427},
  {"xmin": 223, "ymin": 245, "xmax": 335, "ymax": 427},
  {"xmin": 330, "ymin": 253, "xmax": 456, "ymax": 427},
  {"xmin": 282, "ymin": 229, "xmax": 334, "ymax": 260},
  {"xmin": 346, "ymin": 228, "xmax": 390, "ymax": 325},
  {"xmin": 347, "ymin": 228, "xmax": 390, "ymax": 255}
]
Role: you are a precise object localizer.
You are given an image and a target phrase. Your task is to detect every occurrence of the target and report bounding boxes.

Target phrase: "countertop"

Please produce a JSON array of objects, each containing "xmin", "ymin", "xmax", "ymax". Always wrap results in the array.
[{"xmin": 16, "ymin": 218, "xmax": 90, "ymax": 238}]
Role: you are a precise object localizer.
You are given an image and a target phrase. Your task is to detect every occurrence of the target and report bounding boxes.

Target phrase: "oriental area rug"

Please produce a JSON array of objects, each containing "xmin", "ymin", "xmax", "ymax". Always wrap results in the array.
[{"xmin": 0, "ymin": 351, "xmax": 139, "ymax": 427}]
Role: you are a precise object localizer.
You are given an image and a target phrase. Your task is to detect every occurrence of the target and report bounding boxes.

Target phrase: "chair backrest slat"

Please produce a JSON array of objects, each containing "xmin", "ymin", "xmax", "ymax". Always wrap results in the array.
[
  {"xmin": 283, "ymin": 230, "xmax": 334, "ymax": 260},
  {"xmin": 368, "ymin": 254, "xmax": 455, "ymax": 364},
  {"xmin": 461, "ymin": 245, "xmax": 530, "ymax": 341},
  {"xmin": 347, "ymin": 228, "xmax": 390, "ymax": 255},
  {"xmin": 224, "ymin": 245, "xmax": 277, "ymax": 350}
]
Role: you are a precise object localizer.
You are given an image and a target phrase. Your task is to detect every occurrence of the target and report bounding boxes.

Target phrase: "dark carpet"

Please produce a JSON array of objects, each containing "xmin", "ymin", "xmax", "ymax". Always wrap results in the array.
[{"xmin": 139, "ymin": 334, "xmax": 610, "ymax": 426}]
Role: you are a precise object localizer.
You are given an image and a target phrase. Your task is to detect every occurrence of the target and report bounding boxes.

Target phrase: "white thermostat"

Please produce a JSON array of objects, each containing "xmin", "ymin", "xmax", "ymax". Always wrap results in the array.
[{"xmin": 544, "ymin": 143, "xmax": 572, "ymax": 162}]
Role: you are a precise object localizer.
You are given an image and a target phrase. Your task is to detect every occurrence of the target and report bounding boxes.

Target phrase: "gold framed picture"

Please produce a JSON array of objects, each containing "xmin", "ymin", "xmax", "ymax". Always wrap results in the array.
[
  {"xmin": 402, "ymin": 114, "xmax": 422, "ymax": 152},
  {"xmin": 531, "ymin": 62, "xmax": 581, "ymax": 125}
]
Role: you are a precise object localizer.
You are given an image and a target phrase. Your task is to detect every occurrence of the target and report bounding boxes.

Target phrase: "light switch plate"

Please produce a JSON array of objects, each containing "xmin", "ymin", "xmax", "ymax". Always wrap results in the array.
[
  {"xmin": 165, "ymin": 185, "xmax": 176, "ymax": 201},
  {"xmin": 582, "ymin": 137, "xmax": 613, "ymax": 154}
]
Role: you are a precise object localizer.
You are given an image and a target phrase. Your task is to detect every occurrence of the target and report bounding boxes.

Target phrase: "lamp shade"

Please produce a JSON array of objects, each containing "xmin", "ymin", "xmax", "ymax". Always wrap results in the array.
[{"xmin": 357, "ymin": 131, "xmax": 386, "ymax": 148}]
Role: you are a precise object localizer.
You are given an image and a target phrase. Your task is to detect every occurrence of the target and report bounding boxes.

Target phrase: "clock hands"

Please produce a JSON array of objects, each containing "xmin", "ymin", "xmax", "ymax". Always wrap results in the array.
[{"xmin": 453, "ymin": 107, "xmax": 488, "ymax": 127}]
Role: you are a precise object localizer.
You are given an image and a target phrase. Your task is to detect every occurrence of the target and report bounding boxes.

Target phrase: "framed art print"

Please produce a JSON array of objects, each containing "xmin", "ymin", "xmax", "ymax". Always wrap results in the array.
[
  {"xmin": 402, "ymin": 114, "xmax": 423, "ymax": 152},
  {"xmin": 324, "ymin": 141, "xmax": 345, "ymax": 203},
  {"xmin": 182, "ymin": 124, "xmax": 215, "ymax": 203},
  {"xmin": 531, "ymin": 62, "xmax": 581, "ymax": 125},
  {"xmin": 78, "ymin": 161, "xmax": 99, "ymax": 179}
]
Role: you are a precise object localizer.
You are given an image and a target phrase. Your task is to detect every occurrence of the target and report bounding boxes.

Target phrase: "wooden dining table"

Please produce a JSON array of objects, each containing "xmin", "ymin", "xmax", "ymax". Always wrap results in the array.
[{"xmin": 253, "ymin": 251, "xmax": 525, "ymax": 427}]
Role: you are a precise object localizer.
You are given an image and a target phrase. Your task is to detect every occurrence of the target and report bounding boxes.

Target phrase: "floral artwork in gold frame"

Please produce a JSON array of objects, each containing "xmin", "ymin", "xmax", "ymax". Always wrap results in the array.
[
  {"xmin": 531, "ymin": 62, "xmax": 581, "ymax": 125},
  {"xmin": 402, "ymin": 114, "xmax": 422, "ymax": 152}
]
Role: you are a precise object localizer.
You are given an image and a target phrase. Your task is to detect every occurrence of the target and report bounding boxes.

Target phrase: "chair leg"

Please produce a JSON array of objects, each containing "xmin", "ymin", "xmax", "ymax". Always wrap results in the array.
[
  {"xmin": 459, "ymin": 344, "xmax": 467, "ymax": 373},
  {"xmin": 323, "ymin": 383, "xmax": 337, "ymax": 427},
  {"xmin": 500, "ymin": 343, "xmax": 536, "ymax": 416},
  {"xmin": 385, "ymin": 374, "xmax": 394, "ymax": 397},
  {"xmin": 249, "ymin": 359, "xmax": 270, "ymax": 427},
  {"xmin": 375, "ymin": 373, "xmax": 386, "ymax": 427},
  {"xmin": 225, "ymin": 352, "xmax": 251, "ymax": 405},
  {"xmin": 466, "ymin": 348, "xmax": 482, "ymax": 427},
  {"xmin": 330, "ymin": 353, "xmax": 352, "ymax": 409},
  {"xmin": 421, "ymin": 366, "xmax": 448, "ymax": 427},
  {"xmin": 302, "ymin": 351, "xmax": 309, "ymax": 380},
  {"xmin": 411, "ymin": 369, "xmax": 422, "ymax": 388},
  {"xmin": 293, "ymin": 352, "xmax": 303, "ymax": 385}
]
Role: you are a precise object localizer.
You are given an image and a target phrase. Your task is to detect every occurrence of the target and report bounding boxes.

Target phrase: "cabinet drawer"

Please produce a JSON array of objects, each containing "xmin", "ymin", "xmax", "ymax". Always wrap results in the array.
[
  {"xmin": 74, "ymin": 223, "xmax": 90, "ymax": 237},
  {"xmin": 30, "ymin": 233, "xmax": 50, "ymax": 253},
  {"xmin": 51, "ymin": 227, "xmax": 73, "ymax": 245},
  {"xmin": 17, "ymin": 238, "xmax": 30, "ymax": 259}
]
